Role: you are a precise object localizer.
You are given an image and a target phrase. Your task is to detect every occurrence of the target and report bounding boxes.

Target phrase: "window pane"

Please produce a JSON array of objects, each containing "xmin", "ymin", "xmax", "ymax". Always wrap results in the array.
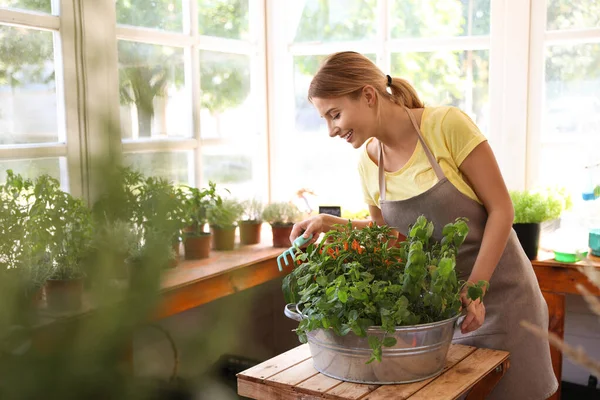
[
  {"xmin": 547, "ymin": 0, "xmax": 600, "ymax": 31},
  {"xmin": 202, "ymin": 144, "xmax": 267, "ymax": 199},
  {"xmin": 118, "ymin": 41, "xmax": 188, "ymax": 139},
  {"xmin": 390, "ymin": 0, "xmax": 490, "ymax": 38},
  {"xmin": 115, "ymin": 0, "xmax": 182, "ymax": 32},
  {"xmin": 391, "ymin": 50, "xmax": 490, "ymax": 134},
  {"xmin": 0, "ymin": 157, "xmax": 61, "ymax": 182},
  {"xmin": 538, "ymin": 145, "xmax": 598, "ymax": 201},
  {"xmin": 123, "ymin": 151, "xmax": 191, "ymax": 184},
  {"xmin": 198, "ymin": 0, "xmax": 249, "ymax": 40},
  {"xmin": 199, "ymin": 51, "xmax": 253, "ymax": 139},
  {"xmin": 293, "ymin": 54, "xmax": 376, "ymax": 133},
  {"xmin": 0, "ymin": 26, "xmax": 58, "ymax": 144},
  {"xmin": 544, "ymin": 43, "xmax": 600, "ymax": 139},
  {"xmin": 0, "ymin": 0, "xmax": 51, "ymax": 13},
  {"xmin": 291, "ymin": 0, "xmax": 377, "ymax": 43}
]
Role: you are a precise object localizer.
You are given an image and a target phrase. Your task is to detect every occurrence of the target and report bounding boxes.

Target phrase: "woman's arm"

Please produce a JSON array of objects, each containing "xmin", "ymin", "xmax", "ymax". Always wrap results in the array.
[
  {"xmin": 289, "ymin": 205, "xmax": 387, "ymax": 244},
  {"xmin": 459, "ymin": 141, "xmax": 514, "ymax": 288}
]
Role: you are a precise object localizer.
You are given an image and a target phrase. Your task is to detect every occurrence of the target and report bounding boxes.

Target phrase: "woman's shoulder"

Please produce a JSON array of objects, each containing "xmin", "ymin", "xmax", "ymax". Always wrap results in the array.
[
  {"xmin": 423, "ymin": 105, "xmax": 460, "ymax": 124},
  {"xmin": 361, "ymin": 137, "xmax": 379, "ymax": 169}
]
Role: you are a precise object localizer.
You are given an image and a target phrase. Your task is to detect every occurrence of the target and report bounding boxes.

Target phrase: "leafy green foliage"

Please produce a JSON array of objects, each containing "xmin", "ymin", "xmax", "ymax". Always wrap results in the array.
[
  {"xmin": 206, "ymin": 198, "xmax": 244, "ymax": 228},
  {"xmin": 262, "ymin": 202, "xmax": 302, "ymax": 226},
  {"xmin": 510, "ymin": 189, "xmax": 567, "ymax": 224},
  {"xmin": 241, "ymin": 198, "xmax": 264, "ymax": 222},
  {"xmin": 283, "ymin": 216, "xmax": 487, "ymax": 362},
  {"xmin": 181, "ymin": 181, "xmax": 223, "ymax": 235},
  {"xmin": 28, "ymin": 175, "xmax": 93, "ymax": 280}
]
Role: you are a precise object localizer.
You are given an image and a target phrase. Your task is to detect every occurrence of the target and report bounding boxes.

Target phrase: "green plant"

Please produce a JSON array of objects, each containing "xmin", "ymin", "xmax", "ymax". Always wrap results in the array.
[
  {"xmin": 27, "ymin": 175, "xmax": 94, "ymax": 280},
  {"xmin": 182, "ymin": 181, "xmax": 223, "ymax": 235},
  {"xmin": 206, "ymin": 198, "xmax": 244, "ymax": 229},
  {"xmin": 138, "ymin": 176, "xmax": 188, "ymax": 243},
  {"xmin": 0, "ymin": 170, "xmax": 35, "ymax": 270},
  {"xmin": 92, "ymin": 166, "xmax": 145, "ymax": 226},
  {"xmin": 510, "ymin": 189, "xmax": 566, "ymax": 224},
  {"xmin": 262, "ymin": 202, "xmax": 301, "ymax": 226},
  {"xmin": 241, "ymin": 198, "xmax": 264, "ymax": 222},
  {"xmin": 284, "ymin": 216, "xmax": 487, "ymax": 363}
]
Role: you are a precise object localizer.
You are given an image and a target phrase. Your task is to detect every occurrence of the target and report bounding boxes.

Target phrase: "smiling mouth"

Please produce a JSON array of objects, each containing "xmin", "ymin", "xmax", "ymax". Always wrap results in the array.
[{"xmin": 341, "ymin": 130, "xmax": 353, "ymax": 142}]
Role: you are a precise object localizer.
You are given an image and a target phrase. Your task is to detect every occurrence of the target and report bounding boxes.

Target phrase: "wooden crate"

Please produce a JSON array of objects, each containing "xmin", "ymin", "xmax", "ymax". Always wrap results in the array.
[{"xmin": 237, "ymin": 343, "xmax": 509, "ymax": 400}]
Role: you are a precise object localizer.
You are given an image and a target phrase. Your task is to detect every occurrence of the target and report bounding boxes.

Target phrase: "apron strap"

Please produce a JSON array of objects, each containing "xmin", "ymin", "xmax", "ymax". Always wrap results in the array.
[{"xmin": 378, "ymin": 107, "xmax": 446, "ymax": 202}]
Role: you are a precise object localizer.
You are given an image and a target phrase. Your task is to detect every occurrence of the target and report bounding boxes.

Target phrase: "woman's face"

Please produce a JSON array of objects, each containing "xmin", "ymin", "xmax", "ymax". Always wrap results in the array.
[{"xmin": 312, "ymin": 89, "xmax": 377, "ymax": 149}]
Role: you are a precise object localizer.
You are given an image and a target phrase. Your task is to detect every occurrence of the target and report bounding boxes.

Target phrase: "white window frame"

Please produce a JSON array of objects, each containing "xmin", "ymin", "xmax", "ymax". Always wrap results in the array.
[
  {"xmin": 0, "ymin": 3, "xmax": 74, "ymax": 192},
  {"xmin": 267, "ymin": 0, "xmax": 528, "ymax": 197},
  {"xmin": 527, "ymin": 0, "xmax": 600, "ymax": 190},
  {"xmin": 115, "ymin": 0, "xmax": 268, "ymax": 191}
]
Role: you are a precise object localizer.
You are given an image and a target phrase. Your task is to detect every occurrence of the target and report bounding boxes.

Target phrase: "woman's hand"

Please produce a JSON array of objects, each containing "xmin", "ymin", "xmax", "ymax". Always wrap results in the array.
[
  {"xmin": 460, "ymin": 290, "xmax": 486, "ymax": 334},
  {"xmin": 289, "ymin": 215, "xmax": 329, "ymax": 246}
]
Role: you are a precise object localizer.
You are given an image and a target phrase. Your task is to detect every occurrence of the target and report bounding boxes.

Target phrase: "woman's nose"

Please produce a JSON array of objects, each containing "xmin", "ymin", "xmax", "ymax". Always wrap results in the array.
[{"xmin": 327, "ymin": 122, "xmax": 338, "ymax": 137}]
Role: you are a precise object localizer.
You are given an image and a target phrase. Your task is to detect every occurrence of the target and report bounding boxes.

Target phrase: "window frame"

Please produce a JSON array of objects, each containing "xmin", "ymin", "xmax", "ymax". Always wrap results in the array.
[
  {"xmin": 115, "ymin": 0, "xmax": 269, "ymax": 194},
  {"xmin": 527, "ymin": 0, "xmax": 600, "ymax": 190}
]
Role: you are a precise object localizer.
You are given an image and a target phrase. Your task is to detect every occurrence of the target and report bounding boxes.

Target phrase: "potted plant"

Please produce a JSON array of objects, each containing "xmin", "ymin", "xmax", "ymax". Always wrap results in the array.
[
  {"xmin": 89, "ymin": 220, "xmax": 142, "ymax": 280},
  {"xmin": 510, "ymin": 189, "xmax": 566, "ymax": 260},
  {"xmin": 262, "ymin": 202, "xmax": 302, "ymax": 247},
  {"xmin": 182, "ymin": 182, "xmax": 222, "ymax": 259},
  {"xmin": 0, "ymin": 171, "xmax": 53, "ymax": 321},
  {"xmin": 283, "ymin": 216, "xmax": 487, "ymax": 383},
  {"xmin": 27, "ymin": 175, "xmax": 93, "ymax": 313},
  {"xmin": 138, "ymin": 176, "xmax": 189, "ymax": 267},
  {"xmin": 206, "ymin": 198, "xmax": 244, "ymax": 251},
  {"xmin": 239, "ymin": 198, "xmax": 264, "ymax": 245}
]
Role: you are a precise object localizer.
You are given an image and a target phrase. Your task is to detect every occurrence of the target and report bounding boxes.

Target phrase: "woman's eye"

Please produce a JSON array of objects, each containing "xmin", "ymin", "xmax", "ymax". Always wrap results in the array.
[{"xmin": 333, "ymin": 113, "xmax": 340, "ymax": 120}]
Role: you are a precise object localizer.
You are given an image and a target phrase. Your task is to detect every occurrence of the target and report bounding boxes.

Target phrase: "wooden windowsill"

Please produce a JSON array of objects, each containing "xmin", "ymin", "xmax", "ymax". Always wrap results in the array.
[{"xmin": 34, "ymin": 236, "xmax": 289, "ymax": 327}]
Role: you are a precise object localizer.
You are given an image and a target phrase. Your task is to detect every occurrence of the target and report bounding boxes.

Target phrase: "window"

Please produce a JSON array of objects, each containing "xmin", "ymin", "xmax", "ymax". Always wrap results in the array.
[
  {"xmin": 269, "ymin": 0, "xmax": 491, "ymax": 214},
  {"xmin": 0, "ymin": 3, "xmax": 66, "ymax": 186},
  {"xmin": 116, "ymin": 0, "xmax": 268, "ymax": 199},
  {"xmin": 529, "ymin": 0, "xmax": 600, "ymax": 204}
]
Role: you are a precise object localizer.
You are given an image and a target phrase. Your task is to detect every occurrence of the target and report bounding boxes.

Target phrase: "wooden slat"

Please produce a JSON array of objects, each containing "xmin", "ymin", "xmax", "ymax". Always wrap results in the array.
[
  {"xmin": 363, "ymin": 344, "xmax": 477, "ymax": 400},
  {"xmin": 325, "ymin": 382, "xmax": 379, "ymax": 400},
  {"xmin": 238, "ymin": 378, "xmax": 322, "ymax": 400},
  {"xmin": 296, "ymin": 370, "xmax": 344, "ymax": 394},
  {"xmin": 238, "ymin": 344, "xmax": 312, "ymax": 382},
  {"xmin": 408, "ymin": 348, "xmax": 509, "ymax": 400},
  {"xmin": 267, "ymin": 358, "xmax": 320, "ymax": 388}
]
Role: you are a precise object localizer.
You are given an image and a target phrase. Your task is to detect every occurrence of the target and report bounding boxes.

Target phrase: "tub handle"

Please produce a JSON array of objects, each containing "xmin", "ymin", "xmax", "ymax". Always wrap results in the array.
[{"xmin": 284, "ymin": 303, "xmax": 303, "ymax": 322}]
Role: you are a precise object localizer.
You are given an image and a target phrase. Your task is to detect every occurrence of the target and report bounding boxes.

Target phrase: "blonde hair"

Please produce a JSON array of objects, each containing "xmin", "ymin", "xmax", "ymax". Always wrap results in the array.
[{"xmin": 308, "ymin": 51, "xmax": 424, "ymax": 109}]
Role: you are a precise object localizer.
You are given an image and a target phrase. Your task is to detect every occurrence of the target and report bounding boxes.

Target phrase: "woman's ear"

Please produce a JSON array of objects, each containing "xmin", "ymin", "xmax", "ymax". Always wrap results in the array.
[{"xmin": 362, "ymin": 85, "xmax": 377, "ymax": 107}]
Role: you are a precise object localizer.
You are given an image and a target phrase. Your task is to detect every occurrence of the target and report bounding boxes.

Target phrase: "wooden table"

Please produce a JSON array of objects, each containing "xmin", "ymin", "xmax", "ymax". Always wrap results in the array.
[
  {"xmin": 237, "ymin": 343, "xmax": 510, "ymax": 400},
  {"xmin": 532, "ymin": 251, "xmax": 600, "ymax": 400}
]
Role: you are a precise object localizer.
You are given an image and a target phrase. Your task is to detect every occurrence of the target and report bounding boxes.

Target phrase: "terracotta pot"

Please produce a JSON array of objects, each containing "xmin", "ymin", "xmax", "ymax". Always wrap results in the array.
[
  {"xmin": 211, "ymin": 226, "xmax": 236, "ymax": 251},
  {"xmin": 239, "ymin": 221, "xmax": 262, "ymax": 245},
  {"xmin": 271, "ymin": 223, "xmax": 294, "ymax": 248},
  {"xmin": 45, "ymin": 277, "xmax": 84, "ymax": 313},
  {"xmin": 184, "ymin": 233, "xmax": 212, "ymax": 260}
]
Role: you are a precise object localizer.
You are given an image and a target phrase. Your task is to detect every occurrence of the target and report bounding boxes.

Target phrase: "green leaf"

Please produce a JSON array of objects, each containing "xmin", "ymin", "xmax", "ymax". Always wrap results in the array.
[
  {"xmin": 368, "ymin": 335, "xmax": 380, "ymax": 351},
  {"xmin": 382, "ymin": 337, "xmax": 397, "ymax": 347},
  {"xmin": 338, "ymin": 289, "xmax": 348, "ymax": 303},
  {"xmin": 316, "ymin": 276, "xmax": 328, "ymax": 286},
  {"xmin": 467, "ymin": 285, "xmax": 483, "ymax": 301}
]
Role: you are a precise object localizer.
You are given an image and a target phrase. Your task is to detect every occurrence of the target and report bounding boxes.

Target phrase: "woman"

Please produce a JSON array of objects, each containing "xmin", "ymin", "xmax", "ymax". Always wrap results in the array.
[{"xmin": 290, "ymin": 51, "xmax": 557, "ymax": 400}]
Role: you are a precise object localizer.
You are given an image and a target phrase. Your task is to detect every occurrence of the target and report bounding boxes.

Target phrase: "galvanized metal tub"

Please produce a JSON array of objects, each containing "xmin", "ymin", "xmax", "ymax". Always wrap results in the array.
[{"xmin": 284, "ymin": 303, "xmax": 460, "ymax": 384}]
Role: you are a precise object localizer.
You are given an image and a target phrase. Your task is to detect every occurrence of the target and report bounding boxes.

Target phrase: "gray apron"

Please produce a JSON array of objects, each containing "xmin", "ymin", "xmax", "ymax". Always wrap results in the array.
[{"xmin": 378, "ymin": 107, "xmax": 558, "ymax": 399}]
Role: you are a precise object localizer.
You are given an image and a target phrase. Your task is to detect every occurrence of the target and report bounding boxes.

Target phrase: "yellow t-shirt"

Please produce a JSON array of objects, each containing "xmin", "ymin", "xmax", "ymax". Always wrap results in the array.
[{"xmin": 358, "ymin": 106, "xmax": 487, "ymax": 207}]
